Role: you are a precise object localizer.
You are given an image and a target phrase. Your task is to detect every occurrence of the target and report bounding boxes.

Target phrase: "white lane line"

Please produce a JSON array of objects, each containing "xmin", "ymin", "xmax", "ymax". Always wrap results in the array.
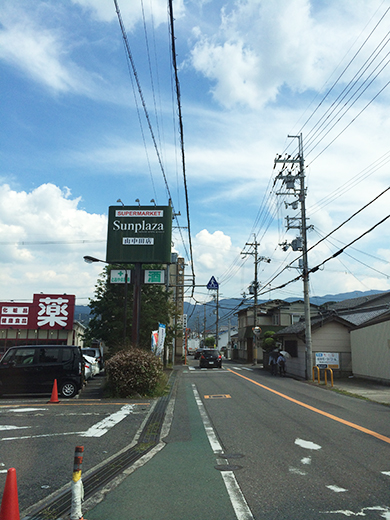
[
  {"xmin": 0, "ymin": 425, "xmax": 30, "ymax": 431},
  {"xmin": 6, "ymin": 408, "xmax": 48, "ymax": 413},
  {"xmin": 81, "ymin": 404, "xmax": 135, "ymax": 438},
  {"xmin": 241, "ymin": 368, "xmax": 253, "ymax": 371},
  {"xmin": 192, "ymin": 384, "xmax": 254, "ymax": 520}
]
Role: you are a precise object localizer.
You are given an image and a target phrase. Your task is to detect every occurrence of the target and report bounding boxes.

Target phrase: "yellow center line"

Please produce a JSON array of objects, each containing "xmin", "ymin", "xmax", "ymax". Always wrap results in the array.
[{"xmin": 228, "ymin": 369, "xmax": 390, "ymax": 445}]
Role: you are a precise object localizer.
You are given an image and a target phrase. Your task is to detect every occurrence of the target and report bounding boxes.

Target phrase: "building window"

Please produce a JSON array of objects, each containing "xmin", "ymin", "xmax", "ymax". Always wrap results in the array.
[
  {"xmin": 291, "ymin": 315, "xmax": 301, "ymax": 324},
  {"xmin": 272, "ymin": 313, "xmax": 280, "ymax": 325},
  {"xmin": 284, "ymin": 340, "xmax": 298, "ymax": 357}
]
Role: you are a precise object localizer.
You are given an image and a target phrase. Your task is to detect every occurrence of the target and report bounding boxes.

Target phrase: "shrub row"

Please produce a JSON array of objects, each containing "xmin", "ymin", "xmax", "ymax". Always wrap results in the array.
[{"xmin": 105, "ymin": 348, "xmax": 163, "ymax": 397}]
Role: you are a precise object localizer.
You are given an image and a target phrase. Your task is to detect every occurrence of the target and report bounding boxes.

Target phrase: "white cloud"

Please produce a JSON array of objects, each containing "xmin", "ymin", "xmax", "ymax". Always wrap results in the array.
[
  {"xmin": 189, "ymin": 0, "xmax": 390, "ymax": 109},
  {"xmin": 195, "ymin": 229, "xmax": 236, "ymax": 269},
  {"xmin": 0, "ymin": 4, "xmax": 92, "ymax": 94},
  {"xmin": 71, "ymin": 0, "xmax": 184, "ymax": 27},
  {"xmin": 0, "ymin": 184, "xmax": 107, "ymax": 301}
]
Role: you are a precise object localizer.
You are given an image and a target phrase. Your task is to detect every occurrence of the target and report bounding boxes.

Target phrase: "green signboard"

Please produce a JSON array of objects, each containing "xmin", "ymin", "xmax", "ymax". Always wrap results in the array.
[{"xmin": 106, "ymin": 205, "xmax": 172, "ymax": 264}]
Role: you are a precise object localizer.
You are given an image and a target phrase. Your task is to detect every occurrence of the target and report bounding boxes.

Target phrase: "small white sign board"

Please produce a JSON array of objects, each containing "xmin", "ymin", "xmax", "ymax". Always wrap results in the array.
[
  {"xmin": 110, "ymin": 270, "xmax": 131, "ymax": 284},
  {"xmin": 315, "ymin": 352, "xmax": 340, "ymax": 369}
]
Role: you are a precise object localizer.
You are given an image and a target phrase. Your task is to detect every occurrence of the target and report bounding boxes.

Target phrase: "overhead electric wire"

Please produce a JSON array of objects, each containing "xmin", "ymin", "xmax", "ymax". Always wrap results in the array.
[
  {"xmin": 258, "ymin": 186, "xmax": 390, "ymax": 291},
  {"xmin": 295, "ymin": 5, "xmax": 390, "ymax": 142},
  {"xmin": 113, "ymin": 0, "xmax": 192, "ymax": 270},
  {"xmin": 114, "ymin": 0, "xmax": 172, "ymax": 202},
  {"xmin": 168, "ymin": 0, "xmax": 196, "ymax": 293}
]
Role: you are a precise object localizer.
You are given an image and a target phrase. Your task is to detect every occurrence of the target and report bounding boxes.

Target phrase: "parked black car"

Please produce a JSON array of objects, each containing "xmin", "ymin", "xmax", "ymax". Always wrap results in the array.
[
  {"xmin": 0, "ymin": 345, "xmax": 84, "ymax": 398},
  {"xmin": 199, "ymin": 349, "xmax": 222, "ymax": 369}
]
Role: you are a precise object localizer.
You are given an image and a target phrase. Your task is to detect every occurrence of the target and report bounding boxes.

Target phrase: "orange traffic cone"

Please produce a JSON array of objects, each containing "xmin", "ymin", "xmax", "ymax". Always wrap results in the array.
[
  {"xmin": 47, "ymin": 379, "xmax": 60, "ymax": 404},
  {"xmin": 0, "ymin": 467, "xmax": 20, "ymax": 520}
]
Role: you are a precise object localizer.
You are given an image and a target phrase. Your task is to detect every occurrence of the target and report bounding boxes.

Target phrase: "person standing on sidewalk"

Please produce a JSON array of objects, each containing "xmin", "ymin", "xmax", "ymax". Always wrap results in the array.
[{"xmin": 277, "ymin": 352, "xmax": 286, "ymax": 376}]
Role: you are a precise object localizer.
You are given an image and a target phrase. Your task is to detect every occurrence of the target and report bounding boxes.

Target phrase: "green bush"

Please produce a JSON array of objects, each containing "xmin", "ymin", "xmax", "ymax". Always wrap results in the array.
[{"xmin": 105, "ymin": 348, "xmax": 163, "ymax": 397}]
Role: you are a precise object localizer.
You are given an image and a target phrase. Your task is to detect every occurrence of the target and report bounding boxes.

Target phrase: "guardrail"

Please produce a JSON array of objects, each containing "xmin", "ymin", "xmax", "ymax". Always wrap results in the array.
[{"xmin": 312, "ymin": 366, "xmax": 334, "ymax": 387}]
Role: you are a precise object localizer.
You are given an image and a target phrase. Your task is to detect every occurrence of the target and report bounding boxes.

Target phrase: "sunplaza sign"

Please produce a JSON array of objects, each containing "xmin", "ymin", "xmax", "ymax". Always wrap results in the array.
[
  {"xmin": 106, "ymin": 205, "xmax": 173, "ymax": 264},
  {"xmin": 0, "ymin": 294, "xmax": 76, "ymax": 330}
]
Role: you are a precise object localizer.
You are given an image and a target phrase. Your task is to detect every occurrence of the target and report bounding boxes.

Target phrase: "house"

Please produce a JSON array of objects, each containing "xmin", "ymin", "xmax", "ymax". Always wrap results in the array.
[
  {"xmin": 236, "ymin": 300, "xmax": 318, "ymax": 363},
  {"xmin": 275, "ymin": 312, "xmax": 353, "ymax": 379},
  {"xmin": 350, "ymin": 309, "xmax": 390, "ymax": 384},
  {"xmin": 275, "ymin": 291, "xmax": 390, "ymax": 381}
]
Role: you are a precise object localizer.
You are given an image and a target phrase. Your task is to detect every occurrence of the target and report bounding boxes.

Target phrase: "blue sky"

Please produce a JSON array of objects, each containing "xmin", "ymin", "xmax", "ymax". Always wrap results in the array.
[{"xmin": 1, "ymin": 0, "xmax": 390, "ymax": 306}]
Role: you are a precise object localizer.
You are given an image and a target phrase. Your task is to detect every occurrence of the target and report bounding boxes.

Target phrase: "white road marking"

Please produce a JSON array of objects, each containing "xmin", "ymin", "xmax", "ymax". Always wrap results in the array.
[
  {"xmin": 301, "ymin": 457, "xmax": 311, "ymax": 465},
  {"xmin": 241, "ymin": 368, "xmax": 253, "ymax": 371},
  {"xmin": 1, "ymin": 404, "xmax": 137, "ymax": 440},
  {"xmin": 81, "ymin": 404, "xmax": 135, "ymax": 438},
  {"xmin": 188, "ymin": 367, "xmax": 195, "ymax": 371},
  {"xmin": 289, "ymin": 467, "xmax": 307, "ymax": 475},
  {"xmin": 381, "ymin": 471, "xmax": 390, "ymax": 476},
  {"xmin": 192, "ymin": 384, "xmax": 254, "ymax": 520},
  {"xmin": 295, "ymin": 438, "xmax": 322, "ymax": 450},
  {"xmin": 6, "ymin": 408, "xmax": 48, "ymax": 413},
  {"xmin": 322, "ymin": 506, "xmax": 390, "ymax": 516},
  {"xmin": 326, "ymin": 485, "xmax": 348, "ymax": 493},
  {"xmin": 0, "ymin": 425, "xmax": 30, "ymax": 431}
]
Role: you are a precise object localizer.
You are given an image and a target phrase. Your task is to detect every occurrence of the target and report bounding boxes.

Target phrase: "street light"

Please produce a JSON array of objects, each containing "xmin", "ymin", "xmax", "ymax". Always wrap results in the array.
[{"xmin": 83, "ymin": 255, "xmax": 130, "ymax": 345}]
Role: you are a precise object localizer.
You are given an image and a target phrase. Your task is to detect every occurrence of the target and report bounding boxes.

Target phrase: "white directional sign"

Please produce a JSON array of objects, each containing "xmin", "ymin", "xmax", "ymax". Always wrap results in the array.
[
  {"xmin": 207, "ymin": 276, "xmax": 219, "ymax": 290},
  {"xmin": 110, "ymin": 270, "xmax": 131, "ymax": 284}
]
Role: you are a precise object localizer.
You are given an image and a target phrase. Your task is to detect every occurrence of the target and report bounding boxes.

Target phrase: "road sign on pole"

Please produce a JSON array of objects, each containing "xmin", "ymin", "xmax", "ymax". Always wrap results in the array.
[{"xmin": 207, "ymin": 276, "xmax": 219, "ymax": 290}]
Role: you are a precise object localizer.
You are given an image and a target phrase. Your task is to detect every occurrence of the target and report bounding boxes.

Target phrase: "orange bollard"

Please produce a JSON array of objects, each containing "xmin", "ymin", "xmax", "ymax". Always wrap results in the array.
[
  {"xmin": 0, "ymin": 467, "xmax": 20, "ymax": 520},
  {"xmin": 47, "ymin": 379, "xmax": 60, "ymax": 404}
]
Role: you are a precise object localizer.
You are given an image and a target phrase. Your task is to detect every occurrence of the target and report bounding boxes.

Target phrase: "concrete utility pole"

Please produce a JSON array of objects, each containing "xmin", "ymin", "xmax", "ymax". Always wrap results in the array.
[
  {"xmin": 274, "ymin": 133, "xmax": 313, "ymax": 379},
  {"xmin": 242, "ymin": 237, "xmax": 270, "ymax": 364}
]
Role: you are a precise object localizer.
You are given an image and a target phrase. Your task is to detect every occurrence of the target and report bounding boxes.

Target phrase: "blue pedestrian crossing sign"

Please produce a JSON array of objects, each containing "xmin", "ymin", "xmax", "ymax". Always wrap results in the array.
[{"xmin": 207, "ymin": 276, "xmax": 219, "ymax": 290}]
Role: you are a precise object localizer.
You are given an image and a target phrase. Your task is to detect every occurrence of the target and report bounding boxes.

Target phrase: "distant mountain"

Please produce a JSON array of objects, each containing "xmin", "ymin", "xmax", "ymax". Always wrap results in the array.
[
  {"xmin": 74, "ymin": 305, "xmax": 91, "ymax": 325},
  {"xmin": 77, "ymin": 289, "xmax": 386, "ymax": 330},
  {"xmin": 183, "ymin": 290, "xmax": 386, "ymax": 331}
]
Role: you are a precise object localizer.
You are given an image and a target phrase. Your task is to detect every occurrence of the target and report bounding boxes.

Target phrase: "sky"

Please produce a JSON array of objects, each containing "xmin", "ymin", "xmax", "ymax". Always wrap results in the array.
[{"xmin": 1, "ymin": 0, "xmax": 390, "ymax": 309}]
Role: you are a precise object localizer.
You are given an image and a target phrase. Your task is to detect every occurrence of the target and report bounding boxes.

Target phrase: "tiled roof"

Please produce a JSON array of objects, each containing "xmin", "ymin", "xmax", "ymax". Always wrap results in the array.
[{"xmin": 325, "ymin": 291, "xmax": 390, "ymax": 311}]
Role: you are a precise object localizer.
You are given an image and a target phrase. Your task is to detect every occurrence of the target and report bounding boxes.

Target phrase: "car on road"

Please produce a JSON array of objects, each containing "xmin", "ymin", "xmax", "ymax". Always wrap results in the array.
[
  {"xmin": 0, "ymin": 345, "xmax": 84, "ymax": 398},
  {"xmin": 199, "ymin": 349, "xmax": 222, "ymax": 368}
]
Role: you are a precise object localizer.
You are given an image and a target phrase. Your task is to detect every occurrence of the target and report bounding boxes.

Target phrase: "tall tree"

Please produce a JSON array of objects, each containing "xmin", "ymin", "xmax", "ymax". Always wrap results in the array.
[{"xmin": 85, "ymin": 266, "xmax": 173, "ymax": 355}]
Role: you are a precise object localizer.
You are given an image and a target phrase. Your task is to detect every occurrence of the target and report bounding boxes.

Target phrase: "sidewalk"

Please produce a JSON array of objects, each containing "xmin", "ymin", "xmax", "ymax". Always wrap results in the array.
[
  {"xmin": 84, "ymin": 369, "xmax": 239, "ymax": 520},
  {"xmin": 319, "ymin": 376, "xmax": 390, "ymax": 405}
]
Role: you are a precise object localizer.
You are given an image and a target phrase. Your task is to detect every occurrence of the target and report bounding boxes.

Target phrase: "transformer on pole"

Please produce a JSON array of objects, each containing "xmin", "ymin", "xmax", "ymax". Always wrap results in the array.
[{"xmin": 274, "ymin": 133, "xmax": 313, "ymax": 379}]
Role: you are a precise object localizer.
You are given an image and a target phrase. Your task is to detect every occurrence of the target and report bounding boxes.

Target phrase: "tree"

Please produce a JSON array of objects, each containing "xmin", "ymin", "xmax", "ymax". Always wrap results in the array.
[
  {"xmin": 262, "ymin": 330, "xmax": 277, "ymax": 352},
  {"xmin": 204, "ymin": 336, "xmax": 215, "ymax": 347},
  {"xmin": 85, "ymin": 265, "xmax": 174, "ymax": 356}
]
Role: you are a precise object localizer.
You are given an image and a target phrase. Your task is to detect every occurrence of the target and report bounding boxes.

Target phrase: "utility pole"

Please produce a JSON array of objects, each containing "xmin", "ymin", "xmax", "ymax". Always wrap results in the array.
[
  {"xmin": 274, "ymin": 133, "xmax": 313, "ymax": 379},
  {"xmin": 242, "ymin": 237, "xmax": 270, "ymax": 364}
]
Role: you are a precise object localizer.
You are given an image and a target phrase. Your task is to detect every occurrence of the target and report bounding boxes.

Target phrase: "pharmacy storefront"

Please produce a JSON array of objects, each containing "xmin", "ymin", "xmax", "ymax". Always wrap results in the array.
[{"xmin": 0, "ymin": 294, "xmax": 78, "ymax": 353}]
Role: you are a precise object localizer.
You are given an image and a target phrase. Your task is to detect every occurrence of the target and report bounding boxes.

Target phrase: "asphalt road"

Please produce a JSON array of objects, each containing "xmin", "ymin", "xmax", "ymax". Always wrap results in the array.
[
  {"xmin": 0, "ymin": 374, "xmax": 152, "ymax": 514},
  {"xmin": 2, "ymin": 362, "xmax": 390, "ymax": 519},
  {"xmin": 185, "ymin": 359, "xmax": 390, "ymax": 519}
]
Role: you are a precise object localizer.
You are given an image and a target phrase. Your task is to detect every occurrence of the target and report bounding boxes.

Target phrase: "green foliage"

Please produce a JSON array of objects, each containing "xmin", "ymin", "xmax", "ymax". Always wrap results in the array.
[
  {"xmin": 204, "ymin": 336, "xmax": 215, "ymax": 347},
  {"xmin": 105, "ymin": 348, "xmax": 164, "ymax": 397},
  {"xmin": 263, "ymin": 331, "xmax": 277, "ymax": 351},
  {"xmin": 85, "ymin": 265, "xmax": 174, "ymax": 356}
]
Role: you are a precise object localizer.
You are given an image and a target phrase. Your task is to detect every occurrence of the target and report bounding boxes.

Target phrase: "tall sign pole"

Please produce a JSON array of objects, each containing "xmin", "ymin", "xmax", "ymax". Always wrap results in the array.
[
  {"xmin": 106, "ymin": 205, "xmax": 172, "ymax": 349},
  {"xmin": 206, "ymin": 276, "xmax": 219, "ymax": 348}
]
